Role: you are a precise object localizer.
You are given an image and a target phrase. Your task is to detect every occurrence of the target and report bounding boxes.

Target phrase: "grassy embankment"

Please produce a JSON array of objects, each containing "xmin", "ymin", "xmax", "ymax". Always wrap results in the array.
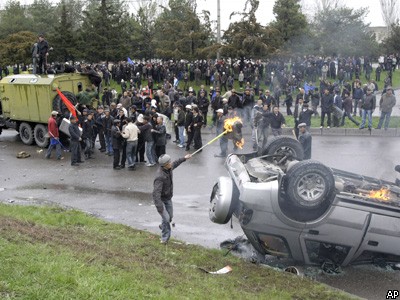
[{"xmin": 0, "ymin": 204, "xmax": 354, "ymax": 299}]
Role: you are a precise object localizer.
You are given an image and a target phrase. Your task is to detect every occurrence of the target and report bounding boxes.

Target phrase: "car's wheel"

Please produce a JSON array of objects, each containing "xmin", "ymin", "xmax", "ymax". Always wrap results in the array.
[
  {"xmin": 262, "ymin": 136, "xmax": 304, "ymax": 162},
  {"xmin": 285, "ymin": 160, "xmax": 335, "ymax": 209},
  {"xmin": 209, "ymin": 177, "xmax": 239, "ymax": 224},
  {"xmin": 34, "ymin": 124, "xmax": 49, "ymax": 148},
  {"xmin": 52, "ymin": 91, "xmax": 77, "ymax": 117},
  {"xmin": 19, "ymin": 122, "xmax": 34, "ymax": 145}
]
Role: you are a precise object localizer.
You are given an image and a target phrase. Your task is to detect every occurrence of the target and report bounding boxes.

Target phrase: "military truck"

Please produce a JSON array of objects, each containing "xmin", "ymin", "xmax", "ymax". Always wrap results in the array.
[{"xmin": 0, "ymin": 73, "xmax": 92, "ymax": 147}]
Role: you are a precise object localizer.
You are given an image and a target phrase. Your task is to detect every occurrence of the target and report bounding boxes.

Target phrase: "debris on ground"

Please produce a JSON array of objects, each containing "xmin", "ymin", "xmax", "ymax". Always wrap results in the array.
[
  {"xmin": 220, "ymin": 236, "xmax": 267, "ymax": 264},
  {"xmin": 16, "ymin": 151, "xmax": 30, "ymax": 159},
  {"xmin": 198, "ymin": 265, "xmax": 232, "ymax": 275}
]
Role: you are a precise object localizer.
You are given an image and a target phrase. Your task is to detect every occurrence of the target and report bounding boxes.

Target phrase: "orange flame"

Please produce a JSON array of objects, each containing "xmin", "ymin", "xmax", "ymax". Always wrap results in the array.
[
  {"xmin": 368, "ymin": 188, "xmax": 390, "ymax": 201},
  {"xmin": 223, "ymin": 116, "xmax": 242, "ymax": 133},
  {"xmin": 235, "ymin": 138, "xmax": 244, "ymax": 149},
  {"xmin": 224, "ymin": 117, "xmax": 244, "ymax": 149}
]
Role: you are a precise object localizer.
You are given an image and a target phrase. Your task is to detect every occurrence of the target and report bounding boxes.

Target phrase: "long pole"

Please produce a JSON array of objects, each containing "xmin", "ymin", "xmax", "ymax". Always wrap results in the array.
[
  {"xmin": 191, "ymin": 129, "xmax": 228, "ymax": 156},
  {"xmin": 217, "ymin": 0, "xmax": 221, "ymax": 60}
]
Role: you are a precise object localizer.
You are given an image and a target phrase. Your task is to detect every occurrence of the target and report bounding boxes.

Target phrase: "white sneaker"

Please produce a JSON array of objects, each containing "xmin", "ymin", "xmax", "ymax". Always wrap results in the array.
[
  {"xmin": 178, "ymin": 144, "xmax": 184, "ymax": 148},
  {"xmin": 320, "ymin": 126, "xmax": 323, "ymax": 129},
  {"xmin": 327, "ymin": 126, "xmax": 330, "ymax": 129}
]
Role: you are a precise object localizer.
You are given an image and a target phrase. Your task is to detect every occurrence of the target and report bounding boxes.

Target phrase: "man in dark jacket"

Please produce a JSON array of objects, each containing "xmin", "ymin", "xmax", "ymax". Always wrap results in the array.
[
  {"xmin": 320, "ymin": 88, "xmax": 333, "ymax": 128},
  {"xmin": 82, "ymin": 112, "xmax": 95, "ymax": 159},
  {"xmin": 37, "ymin": 34, "xmax": 49, "ymax": 74},
  {"xmin": 138, "ymin": 115, "xmax": 156, "ymax": 166},
  {"xmin": 242, "ymin": 88, "xmax": 255, "ymax": 124},
  {"xmin": 153, "ymin": 154, "xmax": 191, "ymax": 244},
  {"xmin": 268, "ymin": 106, "xmax": 286, "ymax": 136},
  {"xmin": 68, "ymin": 116, "xmax": 82, "ymax": 166},
  {"xmin": 359, "ymin": 88, "xmax": 376, "ymax": 130},
  {"xmin": 102, "ymin": 109, "xmax": 114, "ymax": 155},
  {"xmin": 332, "ymin": 90, "xmax": 343, "ymax": 127},
  {"xmin": 341, "ymin": 91, "xmax": 360, "ymax": 126},
  {"xmin": 152, "ymin": 116, "xmax": 167, "ymax": 161},
  {"xmin": 186, "ymin": 107, "xmax": 203, "ymax": 151},
  {"xmin": 111, "ymin": 119, "xmax": 123, "ymax": 169}
]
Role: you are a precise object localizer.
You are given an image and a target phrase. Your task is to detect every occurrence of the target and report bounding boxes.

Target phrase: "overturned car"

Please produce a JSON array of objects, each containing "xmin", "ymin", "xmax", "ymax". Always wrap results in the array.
[{"xmin": 209, "ymin": 136, "xmax": 400, "ymax": 266}]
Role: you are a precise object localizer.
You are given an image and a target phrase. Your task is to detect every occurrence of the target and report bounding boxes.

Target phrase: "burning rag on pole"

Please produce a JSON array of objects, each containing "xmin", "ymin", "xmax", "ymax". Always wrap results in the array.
[{"xmin": 191, "ymin": 116, "xmax": 244, "ymax": 156}]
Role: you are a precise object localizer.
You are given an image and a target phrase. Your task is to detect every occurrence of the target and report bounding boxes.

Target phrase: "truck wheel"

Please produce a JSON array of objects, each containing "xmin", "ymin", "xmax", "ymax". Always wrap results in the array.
[
  {"xmin": 34, "ymin": 124, "xmax": 49, "ymax": 148},
  {"xmin": 285, "ymin": 160, "xmax": 335, "ymax": 210},
  {"xmin": 262, "ymin": 136, "xmax": 304, "ymax": 161},
  {"xmin": 53, "ymin": 91, "xmax": 77, "ymax": 116},
  {"xmin": 19, "ymin": 122, "xmax": 34, "ymax": 145}
]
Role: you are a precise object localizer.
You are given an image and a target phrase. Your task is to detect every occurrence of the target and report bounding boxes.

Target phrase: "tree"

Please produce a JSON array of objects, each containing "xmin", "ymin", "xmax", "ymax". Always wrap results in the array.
[
  {"xmin": 80, "ymin": 0, "xmax": 131, "ymax": 62},
  {"xmin": 380, "ymin": 0, "xmax": 399, "ymax": 29},
  {"xmin": 26, "ymin": 0, "xmax": 58, "ymax": 37},
  {"xmin": 271, "ymin": 0, "xmax": 308, "ymax": 51},
  {"xmin": 0, "ymin": 1, "xmax": 32, "ymax": 40},
  {"xmin": 314, "ymin": 0, "xmax": 342, "ymax": 12},
  {"xmin": 133, "ymin": 0, "xmax": 159, "ymax": 60},
  {"xmin": 381, "ymin": 23, "xmax": 400, "ymax": 54},
  {"xmin": 0, "ymin": 31, "xmax": 37, "ymax": 66},
  {"xmin": 312, "ymin": 7, "xmax": 379, "ymax": 57},
  {"xmin": 221, "ymin": 0, "xmax": 280, "ymax": 58},
  {"xmin": 153, "ymin": 0, "xmax": 212, "ymax": 60},
  {"xmin": 51, "ymin": 0, "xmax": 79, "ymax": 62}
]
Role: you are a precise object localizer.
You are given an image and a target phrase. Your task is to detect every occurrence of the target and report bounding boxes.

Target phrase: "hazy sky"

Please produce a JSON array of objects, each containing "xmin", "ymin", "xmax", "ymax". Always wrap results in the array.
[{"xmin": 15, "ymin": 0, "xmax": 386, "ymax": 28}]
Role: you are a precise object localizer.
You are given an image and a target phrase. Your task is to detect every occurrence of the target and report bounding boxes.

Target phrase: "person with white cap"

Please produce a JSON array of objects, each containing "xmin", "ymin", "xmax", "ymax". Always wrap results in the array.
[
  {"xmin": 153, "ymin": 153, "xmax": 192, "ymax": 244},
  {"xmin": 297, "ymin": 123, "xmax": 312, "ymax": 160},
  {"xmin": 45, "ymin": 111, "xmax": 62, "ymax": 160}
]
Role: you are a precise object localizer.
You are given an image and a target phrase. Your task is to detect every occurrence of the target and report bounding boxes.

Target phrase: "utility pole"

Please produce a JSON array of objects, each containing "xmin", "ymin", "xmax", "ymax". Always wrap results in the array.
[{"xmin": 217, "ymin": 0, "xmax": 221, "ymax": 60}]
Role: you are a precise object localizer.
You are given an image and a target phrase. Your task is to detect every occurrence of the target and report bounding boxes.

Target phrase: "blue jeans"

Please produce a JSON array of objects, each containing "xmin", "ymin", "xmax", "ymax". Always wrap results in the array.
[
  {"xmin": 377, "ymin": 111, "xmax": 391, "ymax": 129},
  {"xmin": 126, "ymin": 140, "xmax": 138, "ymax": 167},
  {"xmin": 159, "ymin": 200, "xmax": 173, "ymax": 243},
  {"xmin": 178, "ymin": 126, "xmax": 185, "ymax": 146},
  {"xmin": 146, "ymin": 141, "xmax": 155, "ymax": 164},
  {"xmin": 360, "ymin": 109, "xmax": 372, "ymax": 129},
  {"xmin": 46, "ymin": 138, "xmax": 61, "ymax": 159},
  {"xmin": 105, "ymin": 135, "xmax": 113, "ymax": 154}
]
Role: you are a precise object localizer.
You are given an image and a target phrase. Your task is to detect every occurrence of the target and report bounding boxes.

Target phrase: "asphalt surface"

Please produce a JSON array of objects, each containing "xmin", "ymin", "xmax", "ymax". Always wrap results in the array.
[{"xmin": 1, "ymin": 128, "xmax": 400, "ymax": 299}]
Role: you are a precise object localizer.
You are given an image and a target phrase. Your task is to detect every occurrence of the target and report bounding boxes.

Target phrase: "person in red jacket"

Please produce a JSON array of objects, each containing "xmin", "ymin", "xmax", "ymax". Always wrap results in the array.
[{"xmin": 45, "ymin": 111, "xmax": 62, "ymax": 160}]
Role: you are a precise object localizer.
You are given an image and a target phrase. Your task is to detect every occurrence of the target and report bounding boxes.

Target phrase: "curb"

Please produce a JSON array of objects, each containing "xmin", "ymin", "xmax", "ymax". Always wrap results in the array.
[{"xmin": 194, "ymin": 127, "xmax": 400, "ymax": 137}]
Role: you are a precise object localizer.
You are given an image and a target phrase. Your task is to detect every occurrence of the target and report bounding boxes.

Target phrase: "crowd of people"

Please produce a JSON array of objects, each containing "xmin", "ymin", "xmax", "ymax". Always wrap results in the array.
[{"xmin": 33, "ymin": 53, "xmax": 400, "ymax": 169}]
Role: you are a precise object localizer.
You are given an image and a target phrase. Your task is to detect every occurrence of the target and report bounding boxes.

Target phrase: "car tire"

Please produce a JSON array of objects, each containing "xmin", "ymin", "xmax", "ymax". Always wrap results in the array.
[
  {"xmin": 52, "ymin": 91, "xmax": 77, "ymax": 117},
  {"xmin": 262, "ymin": 136, "xmax": 304, "ymax": 161},
  {"xmin": 19, "ymin": 122, "xmax": 34, "ymax": 145},
  {"xmin": 34, "ymin": 124, "xmax": 49, "ymax": 148},
  {"xmin": 209, "ymin": 177, "xmax": 239, "ymax": 224},
  {"xmin": 285, "ymin": 160, "xmax": 335, "ymax": 209}
]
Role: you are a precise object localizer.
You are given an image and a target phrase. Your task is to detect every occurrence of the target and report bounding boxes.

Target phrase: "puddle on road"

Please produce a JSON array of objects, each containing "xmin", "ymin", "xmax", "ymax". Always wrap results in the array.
[{"xmin": 18, "ymin": 183, "xmax": 152, "ymax": 202}]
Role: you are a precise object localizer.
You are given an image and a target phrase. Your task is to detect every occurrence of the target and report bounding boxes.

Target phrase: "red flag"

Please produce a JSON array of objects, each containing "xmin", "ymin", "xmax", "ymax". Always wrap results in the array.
[{"xmin": 56, "ymin": 88, "xmax": 77, "ymax": 119}]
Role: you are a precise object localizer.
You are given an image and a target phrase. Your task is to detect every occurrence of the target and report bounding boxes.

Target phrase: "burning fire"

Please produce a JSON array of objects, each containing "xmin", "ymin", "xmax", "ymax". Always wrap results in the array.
[
  {"xmin": 224, "ymin": 117, "xmax": 244, "ymax": 149},
  {"xmin": 367, "ymin": 188, "xmax": 390, "ymax": 201}
]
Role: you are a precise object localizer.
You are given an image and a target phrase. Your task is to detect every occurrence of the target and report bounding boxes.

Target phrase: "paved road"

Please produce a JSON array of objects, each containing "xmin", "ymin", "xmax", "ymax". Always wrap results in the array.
[{"xmin": 1, "ymin": 128, "xmax": 399, "ymax": 299}]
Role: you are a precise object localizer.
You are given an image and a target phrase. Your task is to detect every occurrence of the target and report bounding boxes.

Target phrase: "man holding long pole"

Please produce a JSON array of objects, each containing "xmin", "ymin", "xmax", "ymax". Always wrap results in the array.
[{"xmin": 153, "ymin": 153, "xmax": 192, "ymax": 244}]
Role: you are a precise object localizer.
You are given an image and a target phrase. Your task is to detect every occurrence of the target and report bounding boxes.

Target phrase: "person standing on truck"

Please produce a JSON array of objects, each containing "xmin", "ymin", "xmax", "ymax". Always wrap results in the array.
[
  {"xmin": 37, "ymin": 34, "xmax": 49, "ymax": 75},
  {"xmin": 68, "ymin": 116, "xmax": 83, "ymax": 166},
  {"xmin": 31, "ymin": 40, "xmax": 39, "ymax": 75},
  {"xmin": 45, "ymin": 111, "xmax": 62, "ymax": 160}
]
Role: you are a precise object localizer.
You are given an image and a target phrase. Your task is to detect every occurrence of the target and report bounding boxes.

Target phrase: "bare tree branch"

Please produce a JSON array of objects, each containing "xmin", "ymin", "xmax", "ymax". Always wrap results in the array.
[{"xmin": 380, "ymin": 0, "xmax": 399, "ymax": 28}]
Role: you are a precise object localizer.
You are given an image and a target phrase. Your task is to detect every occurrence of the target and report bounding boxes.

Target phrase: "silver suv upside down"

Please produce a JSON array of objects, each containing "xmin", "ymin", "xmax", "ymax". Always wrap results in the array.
[{"xmin": 209, "ymin": 136, "xmax": 400, "ymax": 266}]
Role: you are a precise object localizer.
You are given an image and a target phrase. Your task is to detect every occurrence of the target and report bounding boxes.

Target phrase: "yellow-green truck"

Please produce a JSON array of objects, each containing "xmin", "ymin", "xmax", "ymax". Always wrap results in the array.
[{"xmin": 0, "ymin": 73, "xmax": 92, "ymax": 147}]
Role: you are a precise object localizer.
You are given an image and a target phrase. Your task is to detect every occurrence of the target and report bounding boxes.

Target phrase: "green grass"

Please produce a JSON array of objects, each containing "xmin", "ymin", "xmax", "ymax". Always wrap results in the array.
[{"xmin": 0, "ymin": 204, "xmax": 354, "ymax": 300}]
